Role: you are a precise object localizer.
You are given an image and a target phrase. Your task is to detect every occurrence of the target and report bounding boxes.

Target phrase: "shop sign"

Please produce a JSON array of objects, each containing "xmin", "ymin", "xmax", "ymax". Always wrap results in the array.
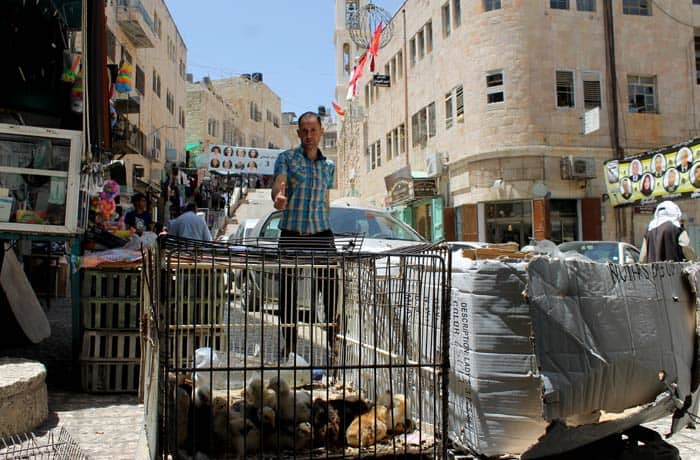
[
  {"xmin": 384, "ymin": 167, "xmax": 438, "ymax": 206},
  {"xmin": 372, "ymin": 74, "xmax": 391, "ymax": 87}
]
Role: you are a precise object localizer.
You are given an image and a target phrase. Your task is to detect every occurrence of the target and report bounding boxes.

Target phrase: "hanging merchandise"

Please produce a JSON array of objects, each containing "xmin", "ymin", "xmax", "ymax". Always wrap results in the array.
[
  {"xmin": 61, "ymin": 51, "xmax": 81, "ymax": 83},
  {"xmin": 115, "ymin": 62, "xmax": 134, "ymax": 93},
  {"xmin": 70, "ymin": 71, "xmax": 83, "ymax": 113}
]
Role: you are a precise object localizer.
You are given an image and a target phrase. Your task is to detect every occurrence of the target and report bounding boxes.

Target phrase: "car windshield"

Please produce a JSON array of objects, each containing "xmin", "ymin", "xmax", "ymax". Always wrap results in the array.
[
  {"xmin": 330, "ymin": 208, "xmax": 424, "ymax": 241},
  {"xmin": 559, "ymin": 242, "xmax": 620, "ymax": 263}
]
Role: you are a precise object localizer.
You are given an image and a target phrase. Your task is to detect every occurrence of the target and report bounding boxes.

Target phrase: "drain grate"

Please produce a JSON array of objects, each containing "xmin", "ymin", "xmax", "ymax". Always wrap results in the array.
[{"xmin": 0, "ymin": 427, "xmax": 88, "ymax": 459}]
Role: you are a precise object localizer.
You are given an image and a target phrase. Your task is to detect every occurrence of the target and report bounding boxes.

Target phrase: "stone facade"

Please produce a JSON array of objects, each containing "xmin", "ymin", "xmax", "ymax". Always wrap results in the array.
[
  {"xmin": 185, "ymin": 81, "xmax": 240, "ymax": 157},
  {"xmin": 335, "ymin": 1, "xmax": 700, "ymax": 246},
  {"xmin": 105, "ymin": 0, "xmax": 188, "ymax": 203},
  {"xmin": 0, "ymin": 358, "xmax": 48, "ymax": 437}
]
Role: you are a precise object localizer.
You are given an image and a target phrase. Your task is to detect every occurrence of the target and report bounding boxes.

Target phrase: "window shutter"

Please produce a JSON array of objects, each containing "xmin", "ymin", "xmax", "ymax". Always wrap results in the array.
[
  {"xmin": 556, "ymin": 70, "xmax": 574, "ymax": 107},
  {"xmin": 583, "ymin": 74, "xmax": 601, "ymax": 109}
]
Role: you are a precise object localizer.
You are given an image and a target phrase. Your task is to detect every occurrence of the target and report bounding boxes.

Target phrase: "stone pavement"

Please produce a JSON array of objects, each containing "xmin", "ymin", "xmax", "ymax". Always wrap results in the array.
[{"xmin": 643, "ymin": 416, "xmax": 700, "ymax": 460}]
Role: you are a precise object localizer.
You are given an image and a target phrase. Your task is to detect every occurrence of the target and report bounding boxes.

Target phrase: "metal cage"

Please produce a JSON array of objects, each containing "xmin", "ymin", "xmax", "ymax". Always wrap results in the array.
[{"xmin": 150, "ymin": 235, "xmax": 450, "ymax": 459}]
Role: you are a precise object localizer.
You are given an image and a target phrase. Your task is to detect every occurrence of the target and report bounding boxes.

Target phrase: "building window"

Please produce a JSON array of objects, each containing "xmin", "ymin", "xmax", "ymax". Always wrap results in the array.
[
  {"xmin": 442, "ymin": 2, "xmax": 451, "ymax": 38},
  {"xmin": 386, "ymin": 132, "xmax": 393, "ymax": 160},
  {"xmin": 623, "ymin": 0, "xmax": 650, "ymax": 15},
  {"xmin": 445, "ymin": 92, "xmax": 454, "ymax": 129},
  {"xmin": 453, "ymin": 0, "xmax": 462, "ymax": 26},
  {"xmin": 582, "ymin": 72, "xmax": 602, "ymax": 109},
  {"xmin": 376, "ymin": 141, "xmax": 381, "ymax": 167},
  {"xmin": 551, "ymin": 0, "xmax": 569, "ymax": 9},
  {"xmin": 412, "ymin": 103, "xmax": 436, "ymax": 147},
  {"xmin": 577, "ymin": 0, "xmax": 595, "ymax": 11},
  {"xmin": 425, "ymin": 21, "xmax": 433, "ymax": 54},
  {"xmin": 343, "ymin": 43, "xmax": 351, "ymax": 76},
  {"xmin": 486, "ymin": 71, "xmax": 504, "ymax": 104},
  {"xmin": 397, "ymin": 51, "xmax": 403, "ymax": 79},
  {"xmin": 365, "ymin": 83, "xmax": 370, "ymax": 107},
  {"xmin": 417, "ymin": 30, "xmax": 425, "ymax": 60},
  {"xmin": 390, "ymin": 56, "xmax": 397, "ymax": 81},
  {"xmin": 166, "ymin": 90, "xmax": 174, "ymax": 114},
  {"xmin": 628, "ymin": 75, "xmax": 657, "ymax": 113},
  {"xmin": 455, "ymin": 85, "xmax": 464, "ymax": 122},
  {"xmin": 695, "ymin": 35, "xmax": 700, "ymax": 84},
  {"xmin": 179, "ymin": 107, "xmax": 186, "ymax": 128},
  {"xmin": 152, "ymin": 70, "xmax": 161, "ymax": 97},
  {"xmin": 135, "ymin": 65, "xmax": 145, "ymax": 95},
  {"xmin": 410, "ymin": 37, "xmax": 417, "ymax": 67},
  {"xmin": 398, "ymin": 123, "xmax": 406, "ymax": 154},
  {"xmin": 484, "ymin": 0, "xmax": 501, "ymax": 11},
  {"xmin": 556, "ymin": 70, "xmax": 575, "ymax": 108},
  {"xmin": 345, "ymin": 0, "xmax": 359, "ymax": 28}
]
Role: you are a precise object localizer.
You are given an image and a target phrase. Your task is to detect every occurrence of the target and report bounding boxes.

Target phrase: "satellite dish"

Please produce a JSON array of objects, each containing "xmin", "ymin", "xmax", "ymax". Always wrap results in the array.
[{"xmin": 532, "ymin": 182, "xmax": 548, "ymax": 198}]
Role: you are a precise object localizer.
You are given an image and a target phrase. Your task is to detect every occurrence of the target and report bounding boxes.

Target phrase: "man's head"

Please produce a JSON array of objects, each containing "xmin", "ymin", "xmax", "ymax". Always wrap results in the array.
[
  {"xmin": 680, "ymin": 149, "xmax": 691, "ymax": 167},
  {"xmin": 297, "ymin": 112, "xmax": 324, "ymax": 153},
  {"xmin": 654, "ymin": 155, "xmax": 664, "ymax": 172},
  {"xmin": 184, "ymin": 202, "xmax": 197, "ymax": 213},
  {"xmin": 668, "ymin": 169, "xmax": 678, "ymax": 186},
  {"xmin": 694, "ymin": 167, "xmax": 700, "ymax": 183},
  {"xmin": 631, "ymin": 161, "xmax": 641, "ymax": 175},
  {"xmin": 132, "ymin": 193, "xmax": 147, "ymax": 212}
]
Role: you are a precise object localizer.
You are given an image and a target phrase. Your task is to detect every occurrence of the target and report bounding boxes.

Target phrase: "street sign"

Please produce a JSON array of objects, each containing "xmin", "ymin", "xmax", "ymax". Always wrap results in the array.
[
  {"xmin": 372, "ymin": 74, "xmax": 391, "ymax": 87},
  {"xmin": 583, "ymin": 107, "xmax": 600, "ymax": 135}
]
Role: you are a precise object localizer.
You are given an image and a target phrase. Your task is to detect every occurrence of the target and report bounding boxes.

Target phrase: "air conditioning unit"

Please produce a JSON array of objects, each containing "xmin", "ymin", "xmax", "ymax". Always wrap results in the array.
[
  {"xmin": 425, "ymin": 152, "xmax": 444, "ymax": 176},
  {"xmin": 561, "ymin": 156, "xmax": 596, "ymax": 179}
]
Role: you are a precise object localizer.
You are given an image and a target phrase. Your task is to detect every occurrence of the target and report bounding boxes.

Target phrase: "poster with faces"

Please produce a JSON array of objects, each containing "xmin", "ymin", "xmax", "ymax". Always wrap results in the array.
[
  {"xmin": 208, "ymin": 145, "xmax": 282, "ymax": 176},
  {"xmin": 604, "ymin": 143, "xmax": 700, "ymax": 206}
]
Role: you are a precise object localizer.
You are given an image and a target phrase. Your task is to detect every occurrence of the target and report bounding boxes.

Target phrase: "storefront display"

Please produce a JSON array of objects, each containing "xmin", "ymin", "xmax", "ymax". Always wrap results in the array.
[{"xmin": 0, "ymin": 123, "xmax": 82, "ymax": 234}]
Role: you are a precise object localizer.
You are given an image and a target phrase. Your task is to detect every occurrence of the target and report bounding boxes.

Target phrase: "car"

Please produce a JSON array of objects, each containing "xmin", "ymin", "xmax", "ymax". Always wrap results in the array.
[
  {"xmin": 239, "ymin": 202, "xmax": 426, "ymax": 312},
  {"xmin": 232, "ymin": 218, "xmax": 259, "ymax": 242},
  {"xmin": 558, "ymin": 241, "xmax": 640, "ymax": 264}
]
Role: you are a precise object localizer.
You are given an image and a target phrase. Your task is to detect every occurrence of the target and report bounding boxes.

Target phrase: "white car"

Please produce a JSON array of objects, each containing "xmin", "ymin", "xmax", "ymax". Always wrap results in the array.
[
  {"xmin": 240, "ymin": 203, "xmax": 426, "ymax": 311},
  {"xmin": 558, "ymin": 241, "xmax": 640, "ymax": 264},
  {"xmin": 232, "ymin": 218, "xmax": 259, "ymax": 242}
]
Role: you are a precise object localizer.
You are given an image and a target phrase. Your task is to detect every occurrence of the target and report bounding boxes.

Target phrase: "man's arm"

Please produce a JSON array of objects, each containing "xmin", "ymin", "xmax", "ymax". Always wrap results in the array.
[
  {"xmin": 272, "ymin": 174, "xmax": 288, "ymax": 210},
  {"xmin": 679, "ymin": 230, "xmax": 696, "ymax": 261}
]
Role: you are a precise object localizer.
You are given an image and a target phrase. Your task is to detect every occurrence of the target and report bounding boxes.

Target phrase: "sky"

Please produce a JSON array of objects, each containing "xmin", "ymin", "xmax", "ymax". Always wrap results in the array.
[{"xmin": 167, "ymin": 0, "xmax": 405, "ymax": 114}]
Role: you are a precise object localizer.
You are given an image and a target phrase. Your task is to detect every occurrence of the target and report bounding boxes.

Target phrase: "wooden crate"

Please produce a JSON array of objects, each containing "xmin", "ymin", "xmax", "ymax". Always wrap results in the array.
[
  {"xmin": 82, "ymin": 268, "xmax": 141, "ymax": 299},
  {"xmin": 81, "ymin": 329, "xmax": 141, "ymax": 360},
  {"xmin": 80, "ymin": 359, "xmax": 140, "ymax": 393},
  {"xmin": 80, "ymin": 330, "xmax": 141, "ymax": 393},
  {"xmin": 82, "ymin": 299, "xmax": 140, "ymax": 329}
]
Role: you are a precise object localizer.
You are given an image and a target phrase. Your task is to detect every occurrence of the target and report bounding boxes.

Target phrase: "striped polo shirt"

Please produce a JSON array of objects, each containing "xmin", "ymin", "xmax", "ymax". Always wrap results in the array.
[{"xmin": 274, "ymin": 145, "xmax": 335, "ymax": 234}]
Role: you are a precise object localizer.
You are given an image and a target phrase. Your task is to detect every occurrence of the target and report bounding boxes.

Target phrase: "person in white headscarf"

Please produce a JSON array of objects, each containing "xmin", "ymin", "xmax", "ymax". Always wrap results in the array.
[{"xmin": 639, "ymin": 201, "xmax": 695, "ymax": 263}]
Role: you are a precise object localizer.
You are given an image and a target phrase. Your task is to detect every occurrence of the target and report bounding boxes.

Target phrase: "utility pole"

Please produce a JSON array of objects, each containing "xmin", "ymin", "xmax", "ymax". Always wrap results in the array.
[{"xmin": 602, "ymin": 0, "xmax": 625, "ymax": 241}]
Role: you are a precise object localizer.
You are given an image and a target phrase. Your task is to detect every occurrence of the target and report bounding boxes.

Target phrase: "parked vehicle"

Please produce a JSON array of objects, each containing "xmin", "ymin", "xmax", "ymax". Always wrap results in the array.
[
  {"xmin": 558, "ymin": 241, "xmax": 640, "ymax": 264},
  {"xmin": 232, "ymin": 218, "xmax": 259, "ymax": 242},
  {"xmin": 240, "ymin": 202, "xmax": 426, "ymax": 311}
]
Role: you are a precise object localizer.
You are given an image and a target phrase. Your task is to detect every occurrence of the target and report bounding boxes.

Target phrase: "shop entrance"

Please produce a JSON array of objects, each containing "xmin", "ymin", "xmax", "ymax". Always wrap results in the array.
[{"xmin": 485, "ymin": 200, "xmax": 533, "ymax": 246}]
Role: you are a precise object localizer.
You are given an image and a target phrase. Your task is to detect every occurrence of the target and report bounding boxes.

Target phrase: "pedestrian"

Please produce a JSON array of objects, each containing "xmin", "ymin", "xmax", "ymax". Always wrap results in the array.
[
  {"xmin": 124, "ymin": 193, "xmax": 152, "ymax": 235},
  {"xmin": 639, "ymin": 201, "xmax": 695, "ymax": 263},
  {"xmin": 169, "ymin": 202, "xmax": 212, "ymax": 241},
  {"xmin": 271, "ymin": 111, "xmax": 337, "ymax": 355}
]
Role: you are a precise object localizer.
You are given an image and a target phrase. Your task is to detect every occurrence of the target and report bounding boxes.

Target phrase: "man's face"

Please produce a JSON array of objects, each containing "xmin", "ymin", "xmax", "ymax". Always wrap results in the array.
[
  {"xmin": 694, "ymin": 168, "xmax": 700, "ymax": 182},
  {"xmin": 297, "ymin": 116, "xmax": 324, "ymax": 151},
  {"xmin": 681, "ymin": 151, "xmax": 690, "ymax": 167},
  {"xmin": 669, "ymin": 170, "xmax": 677, "ymax": 186},
  {"xmin": 632, "ymin": 162, "xmax": 641, "ymax": 175},
  {"xmin": 136, "ymin": 198, "xmax": 147, "ymax": 212},
  {"xmin": 655, "ymin": 157, "xmax": 663, "ymax": 172}
]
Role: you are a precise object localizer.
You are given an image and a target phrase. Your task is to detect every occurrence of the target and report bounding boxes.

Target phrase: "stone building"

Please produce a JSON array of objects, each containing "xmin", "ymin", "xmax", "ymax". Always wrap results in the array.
[
  {"xmin": 208, "ymin": 75, "xmax": 286, "ymax": 150},
  {"xmin": 335, "ymin": 0, "xmax": 700, "ymax": 248},
  {"xmin": 106, "ymin": 0, "xmax": 188, "ymax": 213},
  {"xmin": 185, "ymin": 78, "xmax": 241, "ymax": 166}
]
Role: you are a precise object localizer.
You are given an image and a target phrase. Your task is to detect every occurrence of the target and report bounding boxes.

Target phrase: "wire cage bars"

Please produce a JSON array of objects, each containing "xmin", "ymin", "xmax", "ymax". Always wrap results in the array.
[
  {"xmin": 0, "ymin": 427, "xmax": 89, "ymax": 460},
  {"xmin": 151, "ymin": 235, "xmax": 450, "ymax": 459}
]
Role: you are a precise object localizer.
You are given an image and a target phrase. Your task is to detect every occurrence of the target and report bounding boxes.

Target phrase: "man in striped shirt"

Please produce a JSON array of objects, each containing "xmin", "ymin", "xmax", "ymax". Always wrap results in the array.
[{"xmin": 272, "ymin": 111, "xmax": 336, "ymax": 355}]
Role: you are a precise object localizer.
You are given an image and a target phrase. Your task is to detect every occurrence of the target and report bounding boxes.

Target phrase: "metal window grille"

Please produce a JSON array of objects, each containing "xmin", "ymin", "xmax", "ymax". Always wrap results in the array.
[
  {"xmin": 556, "ymin": 70, "xmax": 575, "ymax": 108},
  {"xmin": 550, "ymin": 0, "xmax": 569, "ymax": 9},
  {"xmin": 623, "ymin": 0, "xmax": 650, "ymax": 15},
  {"xmin": 583, "ymin": 74, "xmax": 601, "ymax": 109},
  {"xmin": 627, "ymin": 75, "xmax": 656, "ymax": 113},
  {"xmin": 150, "ymin": 235, "xmax": 450, "ymax": 459}
]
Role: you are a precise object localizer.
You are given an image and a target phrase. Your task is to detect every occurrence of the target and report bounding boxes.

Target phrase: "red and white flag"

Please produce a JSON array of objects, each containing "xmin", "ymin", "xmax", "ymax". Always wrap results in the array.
[
  {"xmin": 368, "ymin": 22, "xmax": 383, "ymax": 72},
  {"xmin": 332, "ymin": 102, "xmax": 346, "ymax": 117},
  {"xmin": 346, "ymin": 52, "xmax": 368, "ymax": 100}
]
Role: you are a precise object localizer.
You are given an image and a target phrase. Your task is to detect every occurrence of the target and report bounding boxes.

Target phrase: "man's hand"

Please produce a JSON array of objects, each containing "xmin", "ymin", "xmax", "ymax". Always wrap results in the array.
[{"xmin": 274, "ymin": 182, "xmax": 287, "ymax": 210}]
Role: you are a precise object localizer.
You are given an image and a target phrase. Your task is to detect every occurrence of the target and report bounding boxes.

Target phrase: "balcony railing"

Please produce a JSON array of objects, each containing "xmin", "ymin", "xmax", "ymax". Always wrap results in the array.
[
  {"xmin": 115, "ymin": 0, "xmax": 156, "ymax": 48},
  {"xmin": 112, "ymin": 117, "xmax": 146, "ymax": 156}
]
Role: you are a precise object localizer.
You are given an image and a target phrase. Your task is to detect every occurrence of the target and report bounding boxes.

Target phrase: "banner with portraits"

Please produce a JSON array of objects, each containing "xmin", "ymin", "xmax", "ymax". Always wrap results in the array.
[
  {"xmin": 207, "ymin": 145, "xmax": 282, "ymax": 176},
  {"xmin": 604, "ymin": 139, "xmax": 700, "ymax": 207}
]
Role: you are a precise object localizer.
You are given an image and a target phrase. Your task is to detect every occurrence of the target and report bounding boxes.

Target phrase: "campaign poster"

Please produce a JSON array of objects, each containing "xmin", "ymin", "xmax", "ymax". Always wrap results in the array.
[
  {"xmin": 604, "ymin": 139, "xmax": 700, "ymax": 207},
  {"xmin": 207, "ymin": 145, "xmax": 281, "ymax": 176}
]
